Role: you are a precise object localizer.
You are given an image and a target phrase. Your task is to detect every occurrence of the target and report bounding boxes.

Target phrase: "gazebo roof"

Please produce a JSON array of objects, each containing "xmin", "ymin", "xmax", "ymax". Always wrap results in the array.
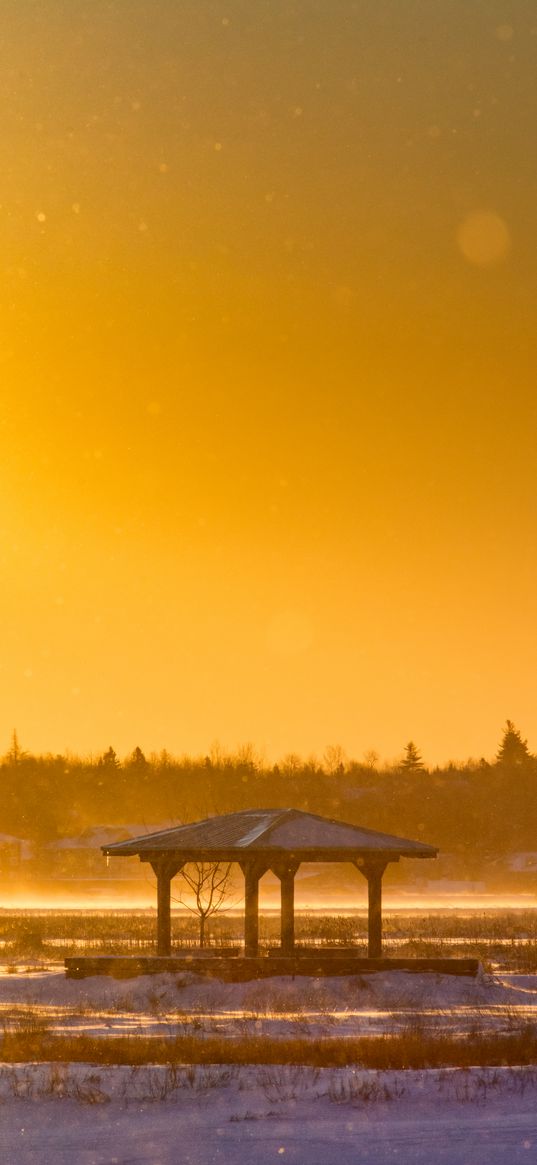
[{"xmin": 102, "ymin": 808, "xmax": 437, "ymax": 863}]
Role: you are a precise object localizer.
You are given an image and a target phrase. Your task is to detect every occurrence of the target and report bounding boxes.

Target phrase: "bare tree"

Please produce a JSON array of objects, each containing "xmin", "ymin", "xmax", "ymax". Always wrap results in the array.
[
  {"xmin": 175, "ymin": 862, "xmax": 234, "ymax": 948},
  {"xmin": 363, "ymin": 749, "xmax": 379, "ymax": 771},
  {"xmin": 323, "ymin": 743, "xmax": 347, "ymax": 775}
]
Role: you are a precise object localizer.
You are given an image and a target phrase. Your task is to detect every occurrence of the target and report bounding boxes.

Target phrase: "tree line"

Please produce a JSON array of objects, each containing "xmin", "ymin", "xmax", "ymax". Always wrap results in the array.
[{"xmin": 1, "ymin": 723, "xmax": 536, "ymax": 866}]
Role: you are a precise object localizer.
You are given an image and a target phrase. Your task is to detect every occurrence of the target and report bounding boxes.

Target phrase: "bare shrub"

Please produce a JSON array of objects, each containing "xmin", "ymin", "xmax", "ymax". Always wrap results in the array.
[
  {"xmin": 257, "ymin": 1065, "xmax": 320, "ymax": 1103},
  {"xmin": 328, "ymin": 1072, "xmax": 405, "ymax": 1105},
  {"xmin": 73, "ymin": 1077, "xmax": 110, "ymax": 1104},
  {"xmin": 229, "ymin": 1111, "xmax": 265, "ymax": 1122},
  {"xmin": 39, "ymin": 1064, "xmax": 68, "ymax": 1098},
  {"xmin": 179, "ymin": 1064, "xmax": 236, "ymax": 1091}
]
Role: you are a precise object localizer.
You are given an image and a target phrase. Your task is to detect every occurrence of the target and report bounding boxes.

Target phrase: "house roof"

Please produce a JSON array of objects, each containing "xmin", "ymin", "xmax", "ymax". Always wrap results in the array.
[
  {"xmin": 102, "ymin": 808, "xmax": 437, "ymax": 863},
  {"xmin": 47, "ymin": 825, "xmax": 155, "ymax": 852}
]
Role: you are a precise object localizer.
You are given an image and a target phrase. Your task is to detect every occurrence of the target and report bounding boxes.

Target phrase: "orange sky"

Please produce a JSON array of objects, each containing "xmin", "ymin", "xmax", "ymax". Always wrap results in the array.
[{"xmin": 1, "ymin": 2, "xmax": 536, "ymax": 765}]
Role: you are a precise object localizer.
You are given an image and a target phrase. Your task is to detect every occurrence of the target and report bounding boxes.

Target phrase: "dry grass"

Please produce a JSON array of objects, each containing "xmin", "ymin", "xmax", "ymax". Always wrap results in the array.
[
  {"xmin": 4, "ymin": 908, "xmax": 537, "ymax": 969},
  {"xmin": 3, "ymin": 1025, "xmax": 537, "ymax": 1069}
]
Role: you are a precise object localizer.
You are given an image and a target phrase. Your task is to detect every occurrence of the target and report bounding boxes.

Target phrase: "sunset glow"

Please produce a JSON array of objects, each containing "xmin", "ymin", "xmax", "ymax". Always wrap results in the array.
[{"xmin": 1, "ymin": 2, "xmax": 536, "ymax": 765}]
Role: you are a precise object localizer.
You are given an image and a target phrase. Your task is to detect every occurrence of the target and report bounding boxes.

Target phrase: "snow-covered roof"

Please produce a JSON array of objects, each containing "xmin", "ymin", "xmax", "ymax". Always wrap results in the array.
[
  {"xmin": 506, "ymin": 852, "xmax": 537, "ymax": 872},
  {"xmin": 103, "ymin": 809, "xmax": 438, "ymax": 862},
  {"xmin": 0, "ymin": 832, "xmax": 30, "ymax": 846},
  {"xmin": 49, "ymin": 825, "xmax": 159, "ymax": 852}
]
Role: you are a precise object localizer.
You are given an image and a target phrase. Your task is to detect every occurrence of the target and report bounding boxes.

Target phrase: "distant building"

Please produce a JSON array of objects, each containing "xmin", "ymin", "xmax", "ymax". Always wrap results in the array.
[
  {"xmin": 0, "ymin": 833, "xmax": 33, "ymax": 880},
  {"xmin": 45, "ymin": 825, "xmax": 165, "ymax": 881},
  {"xmin": 506, "ymin": 852, "xmax": 537, "ymax": 873}
]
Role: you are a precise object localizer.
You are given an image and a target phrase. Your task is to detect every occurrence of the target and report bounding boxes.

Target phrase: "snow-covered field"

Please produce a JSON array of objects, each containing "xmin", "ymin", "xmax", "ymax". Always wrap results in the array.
[
  {"xmin": 1, "ymin": 1063, "xmax": 537, "ymax": 1164},
  {"xmin": 2, "ymin": 966, "xmax": 537, "ymax": 1163},
  {"xmin": 1, "ymin": 964, "xmax": 537, "ymax": 1038}
]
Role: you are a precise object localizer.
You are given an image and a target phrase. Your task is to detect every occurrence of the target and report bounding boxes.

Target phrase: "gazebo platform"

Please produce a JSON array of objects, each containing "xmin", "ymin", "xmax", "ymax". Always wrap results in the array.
[{"xmin": 65, "ymin": 954, "xmax": 480, "ymax": 980}]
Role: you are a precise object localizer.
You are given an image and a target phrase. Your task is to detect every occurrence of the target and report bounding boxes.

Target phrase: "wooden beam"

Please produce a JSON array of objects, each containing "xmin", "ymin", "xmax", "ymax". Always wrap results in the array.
[
  {"xmin": 150, "ymin": 860, "xmax": 182, "ymax": 956},
  {"xmin": 66, "ymin": 955, "xmax": 480, "ymax": 980},
  {"xmin": 272, "ymin": 862, "xmax": 299, "ymax": 956},
  {"xmin": 137, "ymin": 848, "xmax": 410, "ymax": 865},
  {"xmin": 239, "ymin": 862, "xmax": 266, "ymax": 957},
  {"xmin": 363, "ymin": 862, "xmax": 386, "ymax": 958}
]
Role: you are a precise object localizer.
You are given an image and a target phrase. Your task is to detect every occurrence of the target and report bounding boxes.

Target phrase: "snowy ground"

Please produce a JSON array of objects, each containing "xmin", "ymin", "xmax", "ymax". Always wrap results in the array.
[
  {"xmin": 2, "ymin": 967, "xmax": 537, "ymax": 1163},
  {"xmin": 1, "ymin": 964, "xmax": 537, "ymax": 1039},
  {"xmin": 1, "ymin": 1063, "xmax": 537, "ymax": 1164}
]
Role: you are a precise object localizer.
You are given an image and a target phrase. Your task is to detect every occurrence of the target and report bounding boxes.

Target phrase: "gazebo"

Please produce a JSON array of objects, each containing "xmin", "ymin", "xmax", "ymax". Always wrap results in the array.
[{"xmin": 103, "ymin": 808, "xmax": 437, "ymax": 959}]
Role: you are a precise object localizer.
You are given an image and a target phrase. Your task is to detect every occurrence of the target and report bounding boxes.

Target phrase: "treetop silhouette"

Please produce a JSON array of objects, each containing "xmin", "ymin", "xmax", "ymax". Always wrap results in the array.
[{"xmin": 496, "ymin": 721, "xmax": 532, "ymax": 767}]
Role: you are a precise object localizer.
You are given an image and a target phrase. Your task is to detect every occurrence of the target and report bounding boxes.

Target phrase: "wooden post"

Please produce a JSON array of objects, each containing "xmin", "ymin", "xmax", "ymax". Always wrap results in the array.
[
  {"xmin": 364, "ymin": 862, "xmax": 386, "ymax": 959},
  {"xmin": 274, "ymin": 863, "xmax": 299, "ymax": 956},
  {"xmin": 150, "ymin": 861, "xmax": 181, "ymax": 956},
  {"xmin": 240, "ymin": 862, "xmax": 265, "ymax": 957}
]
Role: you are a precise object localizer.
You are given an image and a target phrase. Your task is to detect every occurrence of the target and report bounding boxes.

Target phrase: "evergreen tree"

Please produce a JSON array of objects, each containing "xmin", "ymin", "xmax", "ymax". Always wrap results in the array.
[
  {"xmin": 128, "ymin": 746, "xmax": 148, "ymax": 771},
  {"xmin": 98, "ymin": 746, "xmax": 121, "ymax": 769},
  {"xmin": 5, "ymin": 729, "xmax": 26, "ymax": 766},
  {"xmin": 496, "ymin": 720, "xmax": 531, "ymax": 766},
  {"xmin": 401, "ymin": 741, "xmax": 425, "ymax": 772}
]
